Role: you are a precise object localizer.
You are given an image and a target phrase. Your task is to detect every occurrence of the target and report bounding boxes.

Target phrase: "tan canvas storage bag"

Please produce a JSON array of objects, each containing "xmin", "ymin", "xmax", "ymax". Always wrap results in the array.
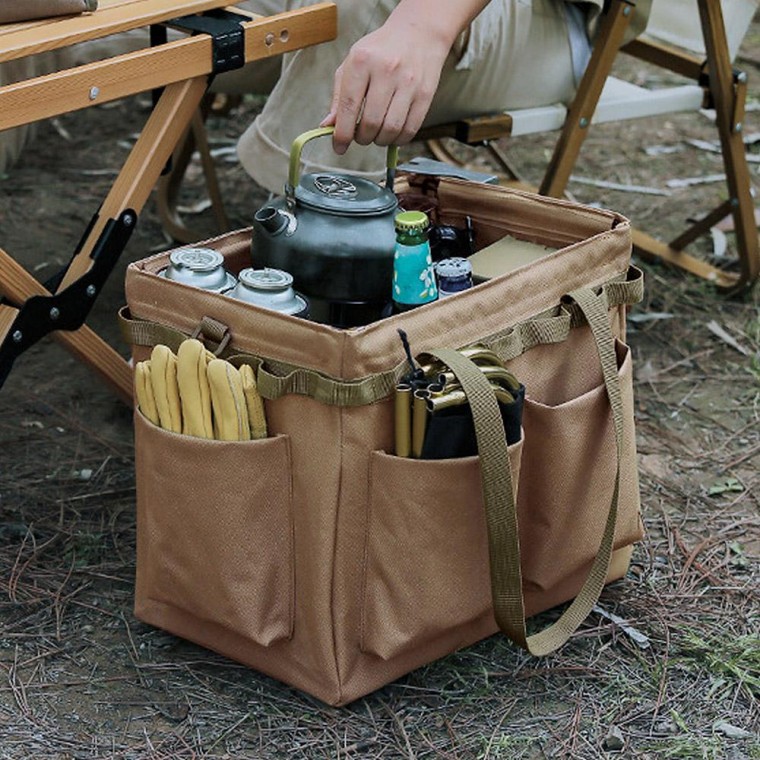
[{"xmin": 121, "ymin": 179, "xmax": 644, "ymax": 706}]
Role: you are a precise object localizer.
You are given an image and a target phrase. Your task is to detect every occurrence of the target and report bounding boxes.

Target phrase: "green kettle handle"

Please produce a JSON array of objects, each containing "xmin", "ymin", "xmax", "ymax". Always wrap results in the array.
[{"xmin": 285, "ymin": 126, "xmax": 399, "ymax": 208}]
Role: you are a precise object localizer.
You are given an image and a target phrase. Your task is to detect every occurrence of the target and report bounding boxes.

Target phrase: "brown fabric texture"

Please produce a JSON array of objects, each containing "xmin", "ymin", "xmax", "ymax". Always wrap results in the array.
[
  {"xmin": 361, "ymin": 440, "xmax": 523, "ymax": 661},
  {"xmin": 0, "ymin": 0, "xmax": 97, "ymax": 24},
  {"xmin": 134, "ymin": 415, "xmax": 295, "ymax": 646},
  {"xmin": 124, "ymin": 180, "xmax": 643, "ymax": 705},
  {"xmin": 518, "ymin": 338, "xmax": 640, "ymax": 594}
]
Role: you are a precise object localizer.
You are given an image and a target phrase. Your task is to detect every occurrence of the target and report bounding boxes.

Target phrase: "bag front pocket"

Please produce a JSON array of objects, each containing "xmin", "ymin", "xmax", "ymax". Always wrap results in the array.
[
  {"xmin": 134, "ymin": 411, "xmax": 294, "ymax": 647},
  {"xmin": 517, "ymin": 339, "xmax": 642, "ymax": 595},
  {"xmin": 361, "ymin": 440, "xmax": 522, "ymax": 661}
]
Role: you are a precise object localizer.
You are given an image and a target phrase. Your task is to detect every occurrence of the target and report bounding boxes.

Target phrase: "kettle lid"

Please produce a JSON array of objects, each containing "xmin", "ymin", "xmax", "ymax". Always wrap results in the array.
[{"xmin": 295, "ymin": 172, "xmax": 398, "ymax": 216}]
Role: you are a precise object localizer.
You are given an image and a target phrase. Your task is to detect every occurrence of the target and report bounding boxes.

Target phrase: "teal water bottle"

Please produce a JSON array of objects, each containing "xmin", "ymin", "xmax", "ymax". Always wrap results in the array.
[{"xmin": 392, "ymin": 211, "xmax": 438, "ymax": 312}]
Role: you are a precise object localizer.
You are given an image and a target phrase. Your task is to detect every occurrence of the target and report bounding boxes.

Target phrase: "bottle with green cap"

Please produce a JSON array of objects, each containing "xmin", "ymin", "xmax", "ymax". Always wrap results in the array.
[{"xmin": 391, "ymin": 210, "xmax": 438, "ymax": 313}]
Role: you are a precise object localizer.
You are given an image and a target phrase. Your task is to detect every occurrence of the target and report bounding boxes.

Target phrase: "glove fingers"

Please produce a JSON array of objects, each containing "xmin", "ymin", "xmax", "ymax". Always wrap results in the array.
[
  {"xmin": 239, "ymin": 364, "xmax": 268, "ymax": 440},
  {"xmin": 150, "ymin": 345, "xmax": 182, "ymax": 433},
  {"xmin": 208, "ymin": 359, "xmax": 251, "ymax": 441},
  {"xmin": 177, "ymin": 339, "xmax": 214, "ymax": 438},
  {"xmin": 134, "ymin": 360, "xmax": 160, "ymax": 426}
]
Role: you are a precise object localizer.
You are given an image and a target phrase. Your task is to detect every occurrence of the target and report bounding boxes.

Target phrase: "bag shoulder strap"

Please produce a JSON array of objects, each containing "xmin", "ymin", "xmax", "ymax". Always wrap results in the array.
[{"xmin": 427, "ymin": 285, "xmax": 625, "ymax": 655}]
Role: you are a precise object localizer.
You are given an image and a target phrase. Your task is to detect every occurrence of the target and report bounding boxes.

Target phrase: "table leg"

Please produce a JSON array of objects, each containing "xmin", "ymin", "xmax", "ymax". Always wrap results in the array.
[{"xmin": 0, "ymin": 251, "xmax": 133, "ymax": 403}]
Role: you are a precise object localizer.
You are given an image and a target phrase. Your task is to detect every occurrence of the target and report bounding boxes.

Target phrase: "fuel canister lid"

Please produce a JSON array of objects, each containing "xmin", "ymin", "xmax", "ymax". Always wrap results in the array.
[
  {"xmin": 161, "ymin": 247, "xmax": 236, "ymax": 292},
  {"xmin": 238, "ymin": 267, "xmax": 293, "ymax": 291},
  {"xmin": 296, "ymin": 172, "xmax": 398, "ymax": 216},
  {"xmin": 169, "ymin": 246, "xmax": 224, "ymax": 272},
  {"xmin": 435, "ymin": 257, "xmax": 472, "ymax": 279},
  {"xmin": 233, "ymin": 268, "xmax": 309, "ymax": 317}
]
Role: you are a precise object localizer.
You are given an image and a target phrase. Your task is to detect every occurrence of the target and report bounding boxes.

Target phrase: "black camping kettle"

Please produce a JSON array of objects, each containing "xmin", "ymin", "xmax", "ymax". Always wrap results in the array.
[{"xmin": 251, "ymin": 127, "xmax": 399, "ymax": 327}]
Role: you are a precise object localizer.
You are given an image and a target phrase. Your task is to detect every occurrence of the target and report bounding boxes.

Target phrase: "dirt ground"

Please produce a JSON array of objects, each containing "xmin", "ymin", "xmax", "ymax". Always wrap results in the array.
[{"xmin": 0, "ymin": 15, "xmax": 758, "ymax": 760}]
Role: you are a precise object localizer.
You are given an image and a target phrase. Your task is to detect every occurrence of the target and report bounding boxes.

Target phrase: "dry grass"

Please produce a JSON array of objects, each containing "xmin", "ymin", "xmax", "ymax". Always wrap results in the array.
[
  {"xmin": 1, "ymin": 13, "xmax": 759, "ymax": 760},
  {"xmin": 0, "ymin": 392, "xmax": 756, "ymax": 759}
]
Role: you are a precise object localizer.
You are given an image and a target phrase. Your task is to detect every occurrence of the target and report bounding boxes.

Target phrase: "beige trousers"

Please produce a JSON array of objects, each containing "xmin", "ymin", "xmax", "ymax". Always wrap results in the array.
[
  {"xmin": 236, "ymin": 0, "xmax": 578, "ymax": 193},
  {"xmin": 0, "ymin": 1, "xmax": 577, "ymax": 192}
]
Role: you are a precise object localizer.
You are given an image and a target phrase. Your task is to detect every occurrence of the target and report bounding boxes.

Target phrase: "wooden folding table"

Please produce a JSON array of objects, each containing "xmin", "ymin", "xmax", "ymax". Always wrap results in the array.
[{"xmin": 0, "ymin": 0, "xmax": 337, "ymax": 403}]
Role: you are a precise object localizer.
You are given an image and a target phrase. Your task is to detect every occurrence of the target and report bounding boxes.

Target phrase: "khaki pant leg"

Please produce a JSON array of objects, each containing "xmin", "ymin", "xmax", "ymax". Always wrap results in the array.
[
  {"xmin": 429, "ymin": 0, "xmax": 575, "ymax": 123},
  {"xmin": 237, "ymin": 0, "xmax": 574, "ymax": 194}
]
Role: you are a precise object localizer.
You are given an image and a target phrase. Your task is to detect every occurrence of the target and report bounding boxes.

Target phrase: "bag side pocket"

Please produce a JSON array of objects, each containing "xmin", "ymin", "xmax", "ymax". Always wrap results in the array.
[
  {"xmin": 361, "ymin": 440, "xmax": 523, "ymax": 661},
  {"xmin": 134, "ymin": 412, "xmax": 294, "ymax": 646},
  {"xmin": 518, "ymin": 339, "xmax": 641, "ymax": 596}
]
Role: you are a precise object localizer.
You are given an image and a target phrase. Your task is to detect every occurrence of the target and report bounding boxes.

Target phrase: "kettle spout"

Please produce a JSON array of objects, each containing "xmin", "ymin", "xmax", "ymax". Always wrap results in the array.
[{"xmin": 255, "ymin": 206, "xmax": 289, "ymax": 235}]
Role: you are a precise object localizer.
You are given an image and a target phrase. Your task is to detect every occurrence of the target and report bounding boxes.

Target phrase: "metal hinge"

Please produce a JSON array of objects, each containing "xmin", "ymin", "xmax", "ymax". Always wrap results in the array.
[{"xmin": 167, "ymin": 9, "xmax": 248, "ymax": 74}]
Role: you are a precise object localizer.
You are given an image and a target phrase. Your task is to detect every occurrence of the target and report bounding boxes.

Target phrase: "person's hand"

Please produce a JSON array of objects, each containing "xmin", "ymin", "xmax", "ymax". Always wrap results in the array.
[{"xmin": 319, "ymin": 10, "xmax": 452, "ymax": 155}]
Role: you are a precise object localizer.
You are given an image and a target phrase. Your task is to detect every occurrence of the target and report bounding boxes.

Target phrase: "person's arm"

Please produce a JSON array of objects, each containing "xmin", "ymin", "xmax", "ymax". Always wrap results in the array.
[{"xmin": 320, "ymin": 0, "xmax": 492, "ymax": 155}]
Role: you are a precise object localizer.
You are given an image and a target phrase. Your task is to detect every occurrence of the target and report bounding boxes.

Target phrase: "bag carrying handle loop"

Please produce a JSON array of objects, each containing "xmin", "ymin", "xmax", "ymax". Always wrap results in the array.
[
  {"xmin": 190, "ymin": 315, "xmax": 231, "ymax": 357},
  {"xmin": 426, "ymin": 286, "xmax": 625, "ymax": 655}
]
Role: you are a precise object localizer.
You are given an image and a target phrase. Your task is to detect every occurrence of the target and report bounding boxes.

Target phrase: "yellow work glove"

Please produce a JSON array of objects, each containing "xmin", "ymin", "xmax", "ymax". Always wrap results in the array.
[
  {"xmin": 150, "ymin": 344, "xmax": 182, "ymax": 433},
  {"xmin": 176, "ymin": 339, "xmax": 214, "ymax": 439},
  {"xmin": 134, "ymin": 360, "xmax": 160, "ymax": 426},
  {"xmin": 207, "ymin": 359, "xmax": 251, "ymax": 441},
  {"xmin": 239, "ymin": 364, "xmax": 268, "ymax": 440}
]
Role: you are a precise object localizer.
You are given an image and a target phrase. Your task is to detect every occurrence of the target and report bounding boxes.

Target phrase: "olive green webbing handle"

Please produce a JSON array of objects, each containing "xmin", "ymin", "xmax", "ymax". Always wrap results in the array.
[{"xmin": 427, "ymin": 287, "xmax": 624, "ymax": 655}]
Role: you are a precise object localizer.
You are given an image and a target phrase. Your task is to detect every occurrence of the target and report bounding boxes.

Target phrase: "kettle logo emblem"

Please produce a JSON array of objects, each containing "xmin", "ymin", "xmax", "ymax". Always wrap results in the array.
[{"xmin": 314, "ymin": 174, "xmax": 358, "ymax": 199}]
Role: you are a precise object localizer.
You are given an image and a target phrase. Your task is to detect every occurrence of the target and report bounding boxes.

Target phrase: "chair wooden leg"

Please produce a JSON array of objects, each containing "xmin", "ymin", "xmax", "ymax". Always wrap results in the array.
[
  {"xmin": 539, "ymin": 0, "xmax": 634, "ymax": 197},
  {"xmin": 413, "ymin": 0, "xmax": 758, "ymax": 292},
  {"xmin": 156, "ymin": 118, "xmax": 199, "ymax": 244},
  {"xmin": 156, "ymin": 93, "xmax": 231, "ymax": 245},
  {"xmin": 192, "ymin": 106, "xmax": 230, "ymax": 232},
  {"xmin": 698, "ymin": 0, "xmax": 759, "ymax": 291},
  {"xmin": 633, "ymin": 1, "xmax": 759, "ymax": 293},
  {"xmin": 631, "ymin": 230, "xmax": 742, "ymax": 290}
]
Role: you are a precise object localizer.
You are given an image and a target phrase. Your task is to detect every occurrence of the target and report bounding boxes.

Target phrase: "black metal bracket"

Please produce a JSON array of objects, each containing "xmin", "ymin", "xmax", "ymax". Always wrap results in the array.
[
  {"xmin": 148, "ymin": 23, "xmax": 174, "ymax": 176},
  {"xmin": 0, "ymin": 209, "xmax": 136, "ymax": 389},
  {"xmin": 698, "ymin": 63, "xmax": 747, "ymax": 110},
  {"xmin": 166, "ymin": 9, "xmax": 247, "ymax": 74}
]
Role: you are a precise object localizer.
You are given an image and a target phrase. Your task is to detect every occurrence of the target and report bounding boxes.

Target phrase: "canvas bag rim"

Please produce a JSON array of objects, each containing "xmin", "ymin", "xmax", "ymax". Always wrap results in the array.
[{"xmin": 119, "ymin": 265, "xmax": 643, "ymax": 407}]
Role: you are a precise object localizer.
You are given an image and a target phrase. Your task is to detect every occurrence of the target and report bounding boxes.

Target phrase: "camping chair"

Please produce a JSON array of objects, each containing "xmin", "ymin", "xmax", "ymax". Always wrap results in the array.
[
  {"xmin": 418, "ymin": 0, "xmax": 760, "ymax": 292},
  {"xmin": 0, "ymin": 0, "xmax": 336, "ymax": 402}
]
